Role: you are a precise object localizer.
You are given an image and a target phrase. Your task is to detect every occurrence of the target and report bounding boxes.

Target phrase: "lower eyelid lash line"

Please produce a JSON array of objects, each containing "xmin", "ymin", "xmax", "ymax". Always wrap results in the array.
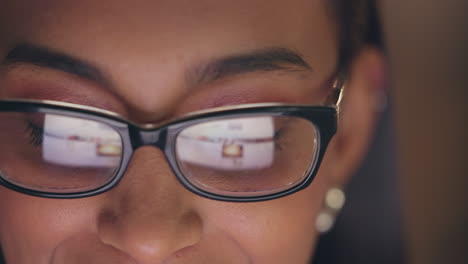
[{"xmin": 25, "ymin": 121, "xmax": 44, "ymax": 146}]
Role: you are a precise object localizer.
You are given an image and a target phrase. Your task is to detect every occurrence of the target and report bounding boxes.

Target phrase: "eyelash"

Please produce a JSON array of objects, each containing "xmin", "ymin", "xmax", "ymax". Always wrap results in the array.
[
  {"xmin": 24, "ymin": 121, "xmax": 44, "ymax": 147},
  {"xmin": 274, "ymin": 127, "xmax": 286, "ymax": 151}
]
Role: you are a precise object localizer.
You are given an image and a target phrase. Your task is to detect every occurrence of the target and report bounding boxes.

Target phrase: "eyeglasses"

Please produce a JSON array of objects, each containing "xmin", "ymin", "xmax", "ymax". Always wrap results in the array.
[{"xmin": 0, "ymin": 81, "xmax": 343, "ymax": 202}]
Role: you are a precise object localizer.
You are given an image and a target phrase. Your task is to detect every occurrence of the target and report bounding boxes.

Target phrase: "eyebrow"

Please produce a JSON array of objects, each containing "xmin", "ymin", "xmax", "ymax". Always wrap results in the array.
[
  {"xmin": 3, "ymin": 43, "xmax": 312, "ymax": 87},
  {"xmin": 4, "ymin": 43, "xmax": 107, "ymax": 84},
  {"xmin": 190, "ymin": 47, "xmax": 312, "ymax": 84}
]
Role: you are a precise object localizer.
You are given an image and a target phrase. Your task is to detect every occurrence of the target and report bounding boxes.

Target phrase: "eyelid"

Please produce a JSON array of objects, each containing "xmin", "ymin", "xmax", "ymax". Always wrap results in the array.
[
  {"xmin": 4, "ymin": 85, "xmax": 127, "ymax": 117},
  {"xmin": 173, "ymin": 86, "xmax": 305, "ymax": 118},
  {"xmin": 3, "ymin": 65, "xmax": 128, "ymax": 115}
]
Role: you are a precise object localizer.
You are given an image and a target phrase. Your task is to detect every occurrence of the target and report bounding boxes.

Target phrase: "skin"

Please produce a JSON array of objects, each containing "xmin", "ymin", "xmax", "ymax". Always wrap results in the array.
[{"xmin": 0, "ymin": 0, "xmax": 385, "ymax": 263}]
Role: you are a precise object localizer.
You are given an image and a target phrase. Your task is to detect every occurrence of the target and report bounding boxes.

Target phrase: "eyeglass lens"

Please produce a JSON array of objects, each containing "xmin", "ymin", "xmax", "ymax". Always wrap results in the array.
[
  {"xmin": 175, "ymin": 115, "xmax": 318, "ymax": 197},
  {"xmin": 0, "ymin": 112, "xmax": 122, "ymax": 193}
]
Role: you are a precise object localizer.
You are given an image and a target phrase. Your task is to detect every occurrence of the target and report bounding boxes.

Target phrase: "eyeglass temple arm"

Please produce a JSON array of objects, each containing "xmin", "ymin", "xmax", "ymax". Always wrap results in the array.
[{"xmin": 324, "ymin": 72, "xmax": 346, "ymax": 119}]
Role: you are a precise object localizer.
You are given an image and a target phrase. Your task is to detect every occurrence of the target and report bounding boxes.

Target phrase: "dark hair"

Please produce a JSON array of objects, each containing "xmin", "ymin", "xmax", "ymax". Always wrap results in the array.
[{"xmin": 332, "ymin": 0, "xmax": 382, "ymax": 70}]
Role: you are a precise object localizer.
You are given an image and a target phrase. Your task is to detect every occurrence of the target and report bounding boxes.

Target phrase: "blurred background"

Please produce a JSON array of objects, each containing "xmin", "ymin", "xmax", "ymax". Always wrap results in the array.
[
  {"xmin": 381, "ymin": 0, "xmax": 467, "ymax": 263},
  {"xmin": 314, "ymin": 0, "xmax": 467, "ymax": 263}
]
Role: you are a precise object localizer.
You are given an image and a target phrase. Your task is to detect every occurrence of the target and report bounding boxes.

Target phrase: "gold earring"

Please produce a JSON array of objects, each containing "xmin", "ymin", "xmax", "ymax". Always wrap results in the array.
[{"xmin": 316, "ymin": 188, "xmax": 346, "ymax": 234}]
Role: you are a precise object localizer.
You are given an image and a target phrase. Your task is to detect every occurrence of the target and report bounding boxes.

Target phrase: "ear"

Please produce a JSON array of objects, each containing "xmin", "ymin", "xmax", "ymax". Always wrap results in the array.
[{"xmin": 320, "ymin": 47, "xmax": 386, "ymax": 187}]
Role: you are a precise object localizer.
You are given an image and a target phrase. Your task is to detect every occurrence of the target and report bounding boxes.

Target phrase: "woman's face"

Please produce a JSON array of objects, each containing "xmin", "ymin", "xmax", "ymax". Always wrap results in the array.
[{"xmin": 0, "ymin": 0, "xmax": 381, "ymax": 263}]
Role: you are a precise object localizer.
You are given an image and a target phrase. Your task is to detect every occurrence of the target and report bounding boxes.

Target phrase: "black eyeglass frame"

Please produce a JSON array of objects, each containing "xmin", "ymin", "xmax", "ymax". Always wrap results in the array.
[{"xmin": 0, "ymin": 99, "xmax": 338, "ymax": 202}]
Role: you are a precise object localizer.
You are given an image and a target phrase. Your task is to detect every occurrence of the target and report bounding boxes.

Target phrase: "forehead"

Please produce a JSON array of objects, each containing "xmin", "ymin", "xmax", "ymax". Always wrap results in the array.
[
  {"xmin": 2, "ymin": 0, "xmax": 328, "ymax": 25},
  {"xmin": 0, "ymin": 0, "xmax": 336, "ymax": 56}
]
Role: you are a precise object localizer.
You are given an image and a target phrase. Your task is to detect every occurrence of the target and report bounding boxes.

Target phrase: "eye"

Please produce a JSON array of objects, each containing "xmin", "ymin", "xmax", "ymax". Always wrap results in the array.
[
  {"xmin": 24, "ymin": 120, "xmax": 44, "ymax": 147},
  {"xmin": 272, "ymin": 117, "xmax": 297, "ymax": 152},
  {"xmin": 273, "ymin": 127, "xmax": 286, "ymax": 151}
]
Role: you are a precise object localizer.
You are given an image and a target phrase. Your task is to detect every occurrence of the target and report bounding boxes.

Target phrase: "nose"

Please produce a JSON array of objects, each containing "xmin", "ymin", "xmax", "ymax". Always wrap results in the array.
[{"xmin": 97, "ymin": 146, "xmax": 203, "ymax": 263}]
